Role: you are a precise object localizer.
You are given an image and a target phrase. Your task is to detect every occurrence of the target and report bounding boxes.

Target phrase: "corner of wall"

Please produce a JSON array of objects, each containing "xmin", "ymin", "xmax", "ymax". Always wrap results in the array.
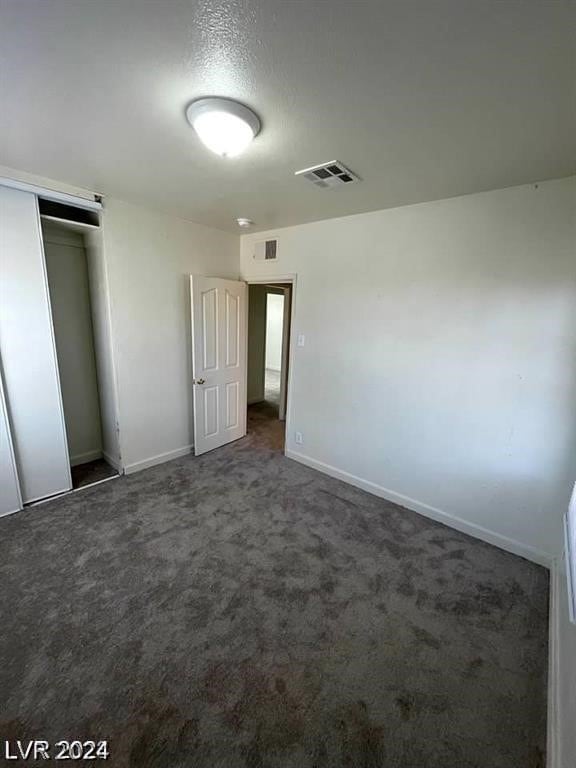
[{"xmin": 84, "ymin": 220, "xmax": 124, "ymax": 472}]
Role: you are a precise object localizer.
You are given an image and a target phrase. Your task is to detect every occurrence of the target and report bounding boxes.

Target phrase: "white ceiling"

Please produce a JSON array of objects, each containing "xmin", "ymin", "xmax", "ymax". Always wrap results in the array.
[{"xmin": 1, "ymin": 0, "xmax": 574, "ymax": 233}]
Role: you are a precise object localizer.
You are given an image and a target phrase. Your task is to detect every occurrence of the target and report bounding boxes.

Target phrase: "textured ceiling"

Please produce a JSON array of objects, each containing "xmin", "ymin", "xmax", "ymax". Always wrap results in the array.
[{"xmin": 0, "ymin": 0, "xmax": 574, "ymax": 232}]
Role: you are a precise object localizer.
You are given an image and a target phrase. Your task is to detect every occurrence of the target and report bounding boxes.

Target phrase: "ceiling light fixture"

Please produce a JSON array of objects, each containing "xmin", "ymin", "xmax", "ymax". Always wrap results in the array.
[
  {"xmin": 186, "ymin": 98, "xmax": 261, "ymax": 158},
  {"xmin": 236, "ymin": 217, "xmax": 254, "ymax": 228}
]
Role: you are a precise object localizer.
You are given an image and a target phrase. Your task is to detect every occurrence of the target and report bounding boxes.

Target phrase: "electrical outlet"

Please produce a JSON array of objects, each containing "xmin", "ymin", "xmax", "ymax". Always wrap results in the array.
[{"xmin": 295, "ymin": 431, "xmax": 303, "ymax": 445}]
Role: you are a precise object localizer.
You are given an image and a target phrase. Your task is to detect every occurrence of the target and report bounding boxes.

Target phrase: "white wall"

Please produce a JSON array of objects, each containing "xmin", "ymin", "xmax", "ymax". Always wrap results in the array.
[
  {"xmin": 43, "ymin": 221, "xmax": 103, "ymax": 465},
  {"xmin": 84, "ymin": 227, "xmax": 122, "ymax": 470},
  {"xmin": 265, "ymin": 293, "xmax": 284, "ymax": 371},
  {"xmin": 101, "ymin": 198, "xmax": 238, "ymax": 472},
  {"xmin": 241, "ymin": 177, "xmax": 576, "ymax": 562}
]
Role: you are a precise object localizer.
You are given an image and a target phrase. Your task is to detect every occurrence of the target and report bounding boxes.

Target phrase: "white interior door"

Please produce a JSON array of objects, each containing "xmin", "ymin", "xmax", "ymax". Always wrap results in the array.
[
  {"xmin": 0, "ymin": 186, "xmax": 72, "ymax": 502},
  {"xmin": 190, "ymin": 276, "xmax": 247, "ymax": 455}
]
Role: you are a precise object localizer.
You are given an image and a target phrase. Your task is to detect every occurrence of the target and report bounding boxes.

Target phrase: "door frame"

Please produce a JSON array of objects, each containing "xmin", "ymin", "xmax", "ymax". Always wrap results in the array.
[
  {"xmin": 245, "ymin": 274, "xmax": 297, "ymax": 457},
  {"xmin": 278, "ymin": 285, "xmax": 291, "ymax": 421}
]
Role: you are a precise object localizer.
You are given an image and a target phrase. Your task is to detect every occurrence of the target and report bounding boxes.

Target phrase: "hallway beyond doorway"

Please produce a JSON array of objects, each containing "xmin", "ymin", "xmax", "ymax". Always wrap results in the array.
[
  {"xmin": 247, "ymin": 400, "xmax": 285, "ymax": 452},
  {"xmin": 264, "ymin": 368, "xmax": 281, "ymax": 410}
]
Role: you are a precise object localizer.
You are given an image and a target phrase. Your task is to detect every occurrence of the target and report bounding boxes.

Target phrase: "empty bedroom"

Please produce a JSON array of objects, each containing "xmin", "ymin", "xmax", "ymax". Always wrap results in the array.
[{"xmin": 0, "ymin": 1, "xmax": 575, "ymax": 767}]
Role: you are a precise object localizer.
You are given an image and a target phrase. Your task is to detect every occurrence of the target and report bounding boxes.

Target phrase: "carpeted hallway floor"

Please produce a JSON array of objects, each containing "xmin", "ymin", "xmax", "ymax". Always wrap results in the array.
[
  {"xmin": 265, "ymin": 368, "xmax": 281, "ymax": 409},
  {"xmin": 0, "ymin": 407, "xmax": 548, "ymax": 767}
]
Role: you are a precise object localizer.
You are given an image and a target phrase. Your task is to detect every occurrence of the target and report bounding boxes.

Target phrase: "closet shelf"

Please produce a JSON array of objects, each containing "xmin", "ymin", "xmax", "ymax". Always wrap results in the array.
[{"xmin": 40, "ymin": 214, "xmax": 99, "ymax": 233}]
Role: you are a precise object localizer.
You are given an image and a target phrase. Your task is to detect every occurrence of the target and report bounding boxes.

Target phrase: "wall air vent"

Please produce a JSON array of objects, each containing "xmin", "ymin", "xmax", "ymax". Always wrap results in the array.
[
  {"xmin": 254, "ymin": 238, "xmax": 278, "ymax": 261},
  {"xmin": 295, "ymin": 161, "xmax": 360, "ymax": 189}
]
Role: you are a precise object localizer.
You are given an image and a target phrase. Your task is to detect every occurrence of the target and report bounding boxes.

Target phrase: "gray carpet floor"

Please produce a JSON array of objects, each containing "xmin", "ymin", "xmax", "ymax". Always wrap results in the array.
[
  {"xmin": 265, "ymin": 368, "xmax": 281, "ymax": 409},
  {"xmin": 0, "ymin": 405, "xmax": 549, "ymax": 767}
]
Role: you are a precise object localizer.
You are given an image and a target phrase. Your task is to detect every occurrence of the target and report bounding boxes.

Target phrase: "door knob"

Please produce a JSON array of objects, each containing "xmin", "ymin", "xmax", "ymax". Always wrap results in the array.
[{"xmin": 193, "ymin": 378, "xmax": 205, "ymax": 385}]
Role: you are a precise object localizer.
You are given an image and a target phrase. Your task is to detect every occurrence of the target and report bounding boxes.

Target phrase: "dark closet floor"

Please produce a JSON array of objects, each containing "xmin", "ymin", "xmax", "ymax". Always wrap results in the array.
[{"xmin": 71, "ymin": 458, "xmax": 118, "ymax": 489}]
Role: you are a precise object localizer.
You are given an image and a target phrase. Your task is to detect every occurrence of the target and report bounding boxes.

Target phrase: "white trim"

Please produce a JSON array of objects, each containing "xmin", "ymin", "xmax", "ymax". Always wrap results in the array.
[
  {"xmin": 285, "ymin": 448, "xmax": 553, "ymax": 567},
  {"xmin": 565, "ymin": 484, "xmax": 576, "ymax": 624},
  {"xmin": 0, "ymin": 507, "xmax": 22, "ymax": 519},
  {"xmin": 547, "ymin": 558, "xmax": 561, "ymax": 768},
  {"xmin": 24, "ymin": 485, "xmax": 72, "ymax": 505},
  {"xmin": 278, "ymin": 286, "xmax": 291, "ymax": 421},
  {"xmin": 123, "ymin": 444, "xmax": 192, "ymax": 475},
  {"xmin": 69, "ymin": 474, "xmax": 119, "ymax": 492},
  {"xmin": 26, "ymin": 472, "xmax": 120, "ymax": 508},
  {"xmin": 0, "ymin": 176, "xmax": 101, "ymax": 210},
  {"xmin": 70, "ymin": 449, "xmax": 103, "ymax": 467},
  {"xmin": 244, "ymin": 273, "xmax": 296, "ymax": 284}
]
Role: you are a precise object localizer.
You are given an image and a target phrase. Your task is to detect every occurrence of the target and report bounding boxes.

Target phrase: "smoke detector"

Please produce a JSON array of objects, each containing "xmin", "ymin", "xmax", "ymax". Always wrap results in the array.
[{"xmin": 295, "ymin": 161, "xmax": 360, "ymax": 189}]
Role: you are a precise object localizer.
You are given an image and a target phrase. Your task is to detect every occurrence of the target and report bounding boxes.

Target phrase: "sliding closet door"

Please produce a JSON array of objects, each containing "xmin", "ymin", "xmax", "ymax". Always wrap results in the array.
[
  {"xmin": 0, "ymin": 370, "xmax": 22, "ymax": 516},
  {"xmin": 0, "ymin": 186, "xmax": 72, "ymax": 502}
]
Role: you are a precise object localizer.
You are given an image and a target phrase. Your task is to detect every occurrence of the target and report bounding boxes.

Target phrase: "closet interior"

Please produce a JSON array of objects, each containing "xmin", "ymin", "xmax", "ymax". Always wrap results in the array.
[{"xmin": 0, "ymin": 183, "xmax": 121, "ymax": 517}]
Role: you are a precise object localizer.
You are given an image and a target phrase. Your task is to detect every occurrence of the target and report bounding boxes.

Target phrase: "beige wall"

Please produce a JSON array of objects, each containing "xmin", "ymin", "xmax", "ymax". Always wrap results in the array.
[{"xmin": 241, "ymin": 177, "xmax": 576, "ymax": 563}]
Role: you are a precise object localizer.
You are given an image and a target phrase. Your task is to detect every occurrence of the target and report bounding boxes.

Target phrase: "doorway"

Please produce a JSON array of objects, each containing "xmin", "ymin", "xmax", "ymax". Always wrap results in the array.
[
  {"xmin": 41, "ymin": 219, "xmax": 120, "ymax": 491},
  {"xmin": 247, "ymin": 281, "xmax": 292, "ymax": 450}
]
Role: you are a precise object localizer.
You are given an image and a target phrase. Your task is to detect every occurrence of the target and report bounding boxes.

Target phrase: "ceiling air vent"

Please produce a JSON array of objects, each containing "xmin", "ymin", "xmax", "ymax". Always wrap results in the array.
[
  {"xmin": 254, "ymin": 238, "xmax": 278, "ymax": 261},
  {"xmin": 295, "ymin": 161, "xmax": 359, "ymax": 189}
]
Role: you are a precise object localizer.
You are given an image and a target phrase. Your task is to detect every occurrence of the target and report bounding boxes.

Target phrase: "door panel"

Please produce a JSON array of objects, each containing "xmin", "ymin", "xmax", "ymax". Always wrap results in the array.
[
  {"xmin": 191, "ymin": 276, "xmax": 247, "ymax": 455},
  {"xmin": 225, "ymin": 290, "xmax": 239, "ymax": 367},
  {"xmin": 202, "ymin": 288, "xmax": 218, "ymax": 370},
  {"xmin": 0, "ymin": 186, "xmax": 72, "ymax": 502},
  {"xmin": 203, "ymin": 386, "xmax": 219, "ymax": 437},
  {"xmin": 225, "ymin": 381, "xmax": 239, "ymax": 429}
]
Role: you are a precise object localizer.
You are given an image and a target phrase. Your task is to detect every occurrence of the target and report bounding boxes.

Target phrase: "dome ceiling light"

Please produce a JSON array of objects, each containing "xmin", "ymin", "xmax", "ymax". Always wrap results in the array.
[{"xmin": 186, "ymin": 98, "xmax": 261, "ymax": 158}]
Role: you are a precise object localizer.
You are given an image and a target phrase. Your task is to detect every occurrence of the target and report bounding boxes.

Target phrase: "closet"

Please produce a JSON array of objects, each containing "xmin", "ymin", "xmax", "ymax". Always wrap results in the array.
[{"xmin": 0, "ymin": 182, "xmax": 121, "ymax": 516}]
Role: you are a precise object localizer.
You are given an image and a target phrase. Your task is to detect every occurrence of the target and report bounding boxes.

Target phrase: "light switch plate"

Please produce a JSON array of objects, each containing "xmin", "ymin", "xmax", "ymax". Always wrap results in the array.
[{"xmin": 297, "ymin": 334, "xmax": 305, "ymax": 347}]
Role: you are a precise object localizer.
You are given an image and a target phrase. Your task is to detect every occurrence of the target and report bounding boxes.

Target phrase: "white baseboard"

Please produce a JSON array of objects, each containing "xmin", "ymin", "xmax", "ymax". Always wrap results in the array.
[
  {"xmin": 70, "ymin": 449, "xmax": 102, "ymax": 467},
  {"xmin": 103, "ymin": 451, "xmax": 122, "ymax": 473},
  {"xmin": 547, "ymin": 558, "xmax": 561, "ymax": 768},
  {"xmin": 248, "ymin": 397, "xmax": 265, "ymax": 405},
  {"xmin": 0, "ymin": 505, "xmax": 21, "ymax": 519},
  {"xmin": 124, "ymin": 444, "xmax": 192, "ymax": 475},
  {"xmin": 285, "ymin": 449, "xmax": 553, "ymax": 568}
]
